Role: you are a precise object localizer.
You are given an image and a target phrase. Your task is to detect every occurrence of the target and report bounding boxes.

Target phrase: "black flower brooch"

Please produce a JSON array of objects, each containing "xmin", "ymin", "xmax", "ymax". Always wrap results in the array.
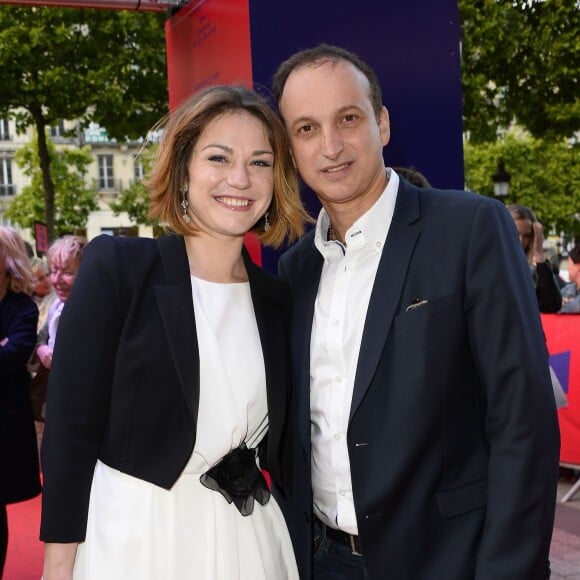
[{"xmin": 200, "ymin": 443, "xmax": 271, "ymax": 516}]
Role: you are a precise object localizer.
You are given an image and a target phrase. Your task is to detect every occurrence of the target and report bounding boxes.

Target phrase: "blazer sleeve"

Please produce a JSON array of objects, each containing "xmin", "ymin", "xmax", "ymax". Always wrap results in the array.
[
  {"xmin": 0, "ymin": 294, "xmax": 38, "ymax": 374},
  {"xmin": 40, "ymin": 235, "xmax": 125, "ymax": 542},
  {"xmin": 534, "ymin": 261, "xmax": 563, "ymax": 313},
  {"xmin": 464, "ymin": 201, "xmax": 559, "ymax": 579}
]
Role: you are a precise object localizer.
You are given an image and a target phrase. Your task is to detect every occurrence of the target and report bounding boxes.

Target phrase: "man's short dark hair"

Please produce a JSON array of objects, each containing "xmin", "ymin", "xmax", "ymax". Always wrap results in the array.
[{"xmin": 272, "ymin": 44, "xmax": 383, "ymax": 119}]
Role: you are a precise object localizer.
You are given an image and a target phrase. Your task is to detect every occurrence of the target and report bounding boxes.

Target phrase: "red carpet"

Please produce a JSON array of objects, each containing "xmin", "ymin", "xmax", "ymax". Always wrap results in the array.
[{"xmin": 4, "ymin": 493, "xmax": 43, "ymax": 580}]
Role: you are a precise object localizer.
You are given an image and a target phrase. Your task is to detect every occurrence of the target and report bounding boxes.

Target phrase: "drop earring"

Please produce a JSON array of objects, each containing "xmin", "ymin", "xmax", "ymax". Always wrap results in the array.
[
  {"xmin": 180, "ymin": 185, "xmax": 191, "ymax": 224},
  {"xmin": 264, "ymin": 212, "xmax": 270, "ymax": 232}
]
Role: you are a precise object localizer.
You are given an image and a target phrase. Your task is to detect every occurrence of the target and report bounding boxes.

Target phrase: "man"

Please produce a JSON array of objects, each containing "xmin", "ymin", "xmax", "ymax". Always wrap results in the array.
[
  {"xmin": 560, "ymin": 244, "xmax": 580, "ymax": 313},
  {"xmin": 273, "ymin": 44, "xmax": 559, "ymax": 580}
]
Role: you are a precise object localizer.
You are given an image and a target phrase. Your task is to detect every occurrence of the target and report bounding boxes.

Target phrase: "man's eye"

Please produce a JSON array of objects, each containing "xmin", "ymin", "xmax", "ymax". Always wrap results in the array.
[
  {"xmin": 343, "ymin": 114, "xmax": 357, "ymax": 123},
  {"xmin": 297, "ymin": 125, "xmax": 314, "ymax": 134}
]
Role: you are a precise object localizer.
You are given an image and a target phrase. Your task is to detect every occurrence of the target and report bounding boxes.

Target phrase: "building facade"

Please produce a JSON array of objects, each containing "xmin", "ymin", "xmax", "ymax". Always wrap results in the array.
[{"xmin": 0, "ymin": 116, "xmax": 154, "ymax": 248}]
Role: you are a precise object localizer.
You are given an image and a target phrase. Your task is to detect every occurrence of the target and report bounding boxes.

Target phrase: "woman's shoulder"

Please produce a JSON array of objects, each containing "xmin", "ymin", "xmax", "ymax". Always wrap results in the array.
[
  {"xmin": 4, "ymin": 290, "xmax": 36, "ymax": 310},
  {"xmin": 84, "ymin": 234, "xmax": 160, "ymax": 266}
]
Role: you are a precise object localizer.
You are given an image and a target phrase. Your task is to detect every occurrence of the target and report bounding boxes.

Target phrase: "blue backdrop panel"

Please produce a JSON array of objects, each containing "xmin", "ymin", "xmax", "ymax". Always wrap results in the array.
[{"xmin": 248, "ymin": 0, "xmax": 464, "ymax": 271}]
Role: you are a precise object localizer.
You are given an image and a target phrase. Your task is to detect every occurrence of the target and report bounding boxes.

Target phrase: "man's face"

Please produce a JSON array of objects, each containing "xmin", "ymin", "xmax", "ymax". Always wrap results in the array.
[{"xmin": 279, "ymin": 60, "xmax": 390, "ymax": 215}]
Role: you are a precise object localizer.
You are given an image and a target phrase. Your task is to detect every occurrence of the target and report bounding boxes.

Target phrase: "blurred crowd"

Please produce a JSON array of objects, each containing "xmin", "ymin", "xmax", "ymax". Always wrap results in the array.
[{"xmin": 0, "ymin": 227, "xmax": 86, "ymax": 577}]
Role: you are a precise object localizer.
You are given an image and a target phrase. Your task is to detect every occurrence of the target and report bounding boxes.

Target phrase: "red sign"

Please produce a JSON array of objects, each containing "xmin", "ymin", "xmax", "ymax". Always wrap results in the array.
[
  {"xmin": 165, "ymin": 0, "xmax": 253, "ymax": 111},
  {"xmin": 34, "ymin": 222, "xmax": 49, "ymax": 255},
  {"xmin": 542, "ymin": 314, "xmax": 580, "ymax": 465},
  {"xmin": 165, "ymin": 0, "xmax": 260, "ymax": 263}
]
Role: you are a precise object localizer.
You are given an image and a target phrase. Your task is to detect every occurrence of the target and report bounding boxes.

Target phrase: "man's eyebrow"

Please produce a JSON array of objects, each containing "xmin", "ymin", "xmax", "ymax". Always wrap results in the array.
[{"xmin": 290, "ymin": 104, "xmax": 366, "ymax": 127}]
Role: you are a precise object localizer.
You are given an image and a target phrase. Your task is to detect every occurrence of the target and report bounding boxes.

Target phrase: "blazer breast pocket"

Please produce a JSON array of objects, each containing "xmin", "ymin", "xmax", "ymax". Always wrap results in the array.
[{"xmin": 394, "ymin": 293, "xmax": 459, "ymax": 330}]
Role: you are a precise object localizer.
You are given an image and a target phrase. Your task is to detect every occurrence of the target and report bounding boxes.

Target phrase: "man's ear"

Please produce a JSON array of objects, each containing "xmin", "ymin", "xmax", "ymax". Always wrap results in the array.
[{"xmin": 379, "ymin": 106, "xmax": 390, "ymax": 146}]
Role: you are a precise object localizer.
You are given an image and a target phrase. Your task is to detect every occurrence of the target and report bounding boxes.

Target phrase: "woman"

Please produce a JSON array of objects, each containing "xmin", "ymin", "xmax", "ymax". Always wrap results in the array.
[
  {"xmin": 41, "ymin": 85, "xmax": 311, "ymax": 580},
  {"xmin": 507, "ymin": 203, "xmax": 562, "ymax": 313},
  {"xmin": 30, "ymin": 236, "xmax": 86, "ymax": 424},
  {"xmin": 30, "ymin": 257, "xmax": 56, "ymax": 331},
  {"xmin": 0, "ymin": 226, "xmax": 42, "ymax": 576},
  {"xmin": 35, "ymin": 236, "xmax": 86, "ymax": 372}
]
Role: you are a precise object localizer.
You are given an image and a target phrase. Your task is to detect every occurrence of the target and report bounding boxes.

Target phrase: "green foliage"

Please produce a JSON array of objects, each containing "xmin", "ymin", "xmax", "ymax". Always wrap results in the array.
[
  {"xmin": 459, "ymin": 0, "xmax": 580, "ymax": 142},
  {"xmin": 110, "ymin": 144, "xmax": 157, "ymax": 226},
  {"xmin": 5, "ymin": 136, "xmax": 98, "ymax": 236},
  {"xmin": 464, "ymin": 133, "xmax": 580, "ymax": 237},
  {"xmin": 0, "ymin": 5, "xmax": 168, "ymax": 139}
]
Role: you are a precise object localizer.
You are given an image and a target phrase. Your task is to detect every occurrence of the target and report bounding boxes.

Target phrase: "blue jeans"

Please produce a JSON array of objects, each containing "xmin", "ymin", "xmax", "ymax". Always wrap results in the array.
[{"xmin": 313, "ymin": 518, "xmax": 369, "ymax": 580}]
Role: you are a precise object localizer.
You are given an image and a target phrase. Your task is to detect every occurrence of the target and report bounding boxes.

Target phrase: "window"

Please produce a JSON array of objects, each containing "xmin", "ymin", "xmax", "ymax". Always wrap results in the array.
[
  {"xmin": 0, "ymin": 158, "xmax": 14, "ymax": 196},
  {"xmin": 98, "ymin": 155, "xmax": 114, "ymax": 189},
  {"xmin": 0, "ymin": 119, "xmax": 9, "ymax": 141},
  {"xmin": 50, "ymin": 120, "xmax": 65, "ymax": 139},
  {"xmin": 134, "ymin": 159, "xmax": 145, "ymax": 181}
]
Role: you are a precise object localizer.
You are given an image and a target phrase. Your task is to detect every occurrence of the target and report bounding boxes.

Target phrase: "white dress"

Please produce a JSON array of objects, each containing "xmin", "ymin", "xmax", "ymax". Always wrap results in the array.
[{"xmin": 73, "ymin": 276, "xmax": 298, "ymax": 580}]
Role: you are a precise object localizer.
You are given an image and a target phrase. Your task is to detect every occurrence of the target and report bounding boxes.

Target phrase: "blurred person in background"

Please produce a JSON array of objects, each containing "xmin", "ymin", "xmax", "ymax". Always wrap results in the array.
[
  {"xmin": 30, "ymin": 257, "xmax": 56, "ymax": 331},
  {"xmin": 507, "ymin": 204, "xmax": 562, "ymax": 313},
  {"xmin": 29, "ymin": 236, "xmax": 86, "ymax": 425},
  {"xmin": 0, "ymin": 226, "xmax": 42, "ymax": 577},
  {"xmin": 560, "ymin": 244, "xmax": 580, "ymax": 313},
  {"xmin": 34, "ymin": 236, "xmax": 86, "ymax": 375}
]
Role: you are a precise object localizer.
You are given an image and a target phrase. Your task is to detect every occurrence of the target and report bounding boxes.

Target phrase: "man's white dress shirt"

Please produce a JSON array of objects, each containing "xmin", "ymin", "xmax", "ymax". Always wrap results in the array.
[{"xmin": 310, "ymin": 170, "xmax": 399, "ymax": 534}]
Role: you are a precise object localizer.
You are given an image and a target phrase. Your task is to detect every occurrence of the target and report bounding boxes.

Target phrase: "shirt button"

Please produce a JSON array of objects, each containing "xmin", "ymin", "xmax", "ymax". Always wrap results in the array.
[
  {"xmin": 336, "ymin": 376, "xmax": 343, "ymax": 383},
  {"xmin": 334, "ymin": 433, "xmax": 342, "ymax": 440},
  {"xmin": 332, "ymin": 319, "xmax": 339, "ymax": 326},
  {"xmin": 339, "ymin": 490, "xmax": 346, "ymax": 496},
  {"xmin": 376, "ymin": 241, "xmax": 382, "ymax": 248}
]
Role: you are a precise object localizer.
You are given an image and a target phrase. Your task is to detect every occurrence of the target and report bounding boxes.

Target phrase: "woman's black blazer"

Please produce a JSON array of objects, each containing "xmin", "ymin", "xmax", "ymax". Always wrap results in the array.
[{"xmin": 40, "ymin": 234, "xmax": 293, "ymax": 543}]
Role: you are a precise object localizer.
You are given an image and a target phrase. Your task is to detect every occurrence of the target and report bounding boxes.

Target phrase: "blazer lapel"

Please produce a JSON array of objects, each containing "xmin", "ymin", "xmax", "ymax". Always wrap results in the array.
[
  {"xmin": 292, "ymin": 238, "xmax": 323, "ymax": 452},
  {"xmin": 349, "ymin": 181, "xmax": 422, "ymax": 422},
  {"xmin": 155, "ymin": 235, "xmax": 200, "ymax": 420}
]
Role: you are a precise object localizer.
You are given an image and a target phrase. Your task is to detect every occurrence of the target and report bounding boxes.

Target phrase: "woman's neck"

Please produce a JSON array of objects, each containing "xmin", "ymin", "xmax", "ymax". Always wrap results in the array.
[{"xmin": 184, "ymin": 235, "xmax": 247, "ymax": 283}]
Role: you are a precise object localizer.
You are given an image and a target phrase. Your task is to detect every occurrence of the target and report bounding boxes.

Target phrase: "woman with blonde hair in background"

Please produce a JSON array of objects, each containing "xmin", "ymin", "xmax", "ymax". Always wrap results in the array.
[{"xmin": 0, "ymin": 226, "xmax": 42, "ymax": 577}]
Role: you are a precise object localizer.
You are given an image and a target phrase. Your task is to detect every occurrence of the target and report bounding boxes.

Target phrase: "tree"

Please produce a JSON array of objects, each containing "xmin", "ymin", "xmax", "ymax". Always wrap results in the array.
[
  {"xmin": 5, "ymin": 136, "xmax": 99, "ymax": 236},
  {"xmin": 463, "ymin": 133, "xmax": 580, "ymax": 238},
  {"xmin": 0, "ymin": 6, "xmax": 168, "ymax": 241},
  {"xmin": 459, "ymin": 0, "xmax": 580, "ymax": 143},
  {"xmin": 110, "ymin": 144, "xmax": 158, "ymax": 227}
]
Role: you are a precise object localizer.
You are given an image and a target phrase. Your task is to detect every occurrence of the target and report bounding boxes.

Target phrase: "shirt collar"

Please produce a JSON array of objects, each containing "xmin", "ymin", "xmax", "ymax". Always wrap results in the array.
[{"xmin": 314, "ymin": 169, "xmax": 399, "ymax": 255}]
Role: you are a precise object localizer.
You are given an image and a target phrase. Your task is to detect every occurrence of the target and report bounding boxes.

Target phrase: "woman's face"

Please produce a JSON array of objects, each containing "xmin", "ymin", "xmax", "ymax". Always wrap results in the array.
[
  {"xmin": 184, "ymin": 111, "xmax": 274, "ymax": 240},
  {"xmin": 513, "ymin": 217, "xmax": 533, "ymax": 253},
  {"xmin": 33, "ymin": 266, "xmax": 52, "ymax": 297},
  {"xmin": 50, "ymin": 257, "xmax": 80, "ymax": 302}
]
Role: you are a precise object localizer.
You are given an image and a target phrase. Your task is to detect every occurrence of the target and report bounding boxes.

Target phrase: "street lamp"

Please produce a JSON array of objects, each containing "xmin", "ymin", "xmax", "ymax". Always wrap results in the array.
[{"xmin": 492, "ymin": 159, "xmax": 511, "ymax": 197}]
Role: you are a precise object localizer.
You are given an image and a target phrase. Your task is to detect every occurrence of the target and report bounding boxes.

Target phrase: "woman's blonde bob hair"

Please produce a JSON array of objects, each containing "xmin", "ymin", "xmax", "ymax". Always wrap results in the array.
[
  {"xmin": 0, "ymin": 226, "xmax": 36, "ymax": 295},
  {"xmin": 148, "ymin": 84, "xmax": 312, "ymax": 247},
  {"xmin": 47, "ymin": 235, "xmax": 87, "ymax": 270}
]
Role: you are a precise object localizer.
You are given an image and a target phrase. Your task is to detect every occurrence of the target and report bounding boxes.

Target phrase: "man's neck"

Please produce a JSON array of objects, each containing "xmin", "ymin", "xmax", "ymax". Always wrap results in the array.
[{"xmin": 324, "ymin": 170, "xmax": 390, "ymax": 244}]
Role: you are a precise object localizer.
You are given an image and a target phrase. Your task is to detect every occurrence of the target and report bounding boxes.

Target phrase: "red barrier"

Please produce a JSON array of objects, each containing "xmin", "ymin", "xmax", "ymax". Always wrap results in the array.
[{"xmin": 541, "ymin": 314, "xmax": 580, "ymax": 464}]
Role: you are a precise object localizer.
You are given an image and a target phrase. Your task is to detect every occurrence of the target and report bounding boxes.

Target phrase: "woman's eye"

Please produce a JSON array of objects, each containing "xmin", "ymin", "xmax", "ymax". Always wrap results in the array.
[
  {"xmin": 208, "ymin": 155, "xmax": 227, "ymax": 163},
  {"xmin": 252, "ymin": 159, "xmax": 272, "ymax": 167}
]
